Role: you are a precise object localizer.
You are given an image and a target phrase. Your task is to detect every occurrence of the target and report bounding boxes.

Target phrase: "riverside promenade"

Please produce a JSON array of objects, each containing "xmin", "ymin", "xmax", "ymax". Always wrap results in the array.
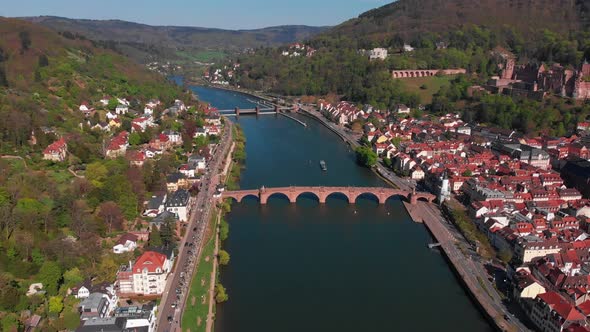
[{"xmin": 404, "ymin": 201, "xmax": 530, "ymax": 332}]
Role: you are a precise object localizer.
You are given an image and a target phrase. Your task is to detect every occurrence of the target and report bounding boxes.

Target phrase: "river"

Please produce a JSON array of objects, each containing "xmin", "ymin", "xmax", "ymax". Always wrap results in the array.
[{"xmin": 187, "ymin": 84, "xmax": 493, "ymax": 332}]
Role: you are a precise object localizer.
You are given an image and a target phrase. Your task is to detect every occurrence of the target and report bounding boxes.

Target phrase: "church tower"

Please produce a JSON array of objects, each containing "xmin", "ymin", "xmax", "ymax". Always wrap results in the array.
[{"xmin": 438, "ymin": 171, "xmax": 450, "ymax": 204}]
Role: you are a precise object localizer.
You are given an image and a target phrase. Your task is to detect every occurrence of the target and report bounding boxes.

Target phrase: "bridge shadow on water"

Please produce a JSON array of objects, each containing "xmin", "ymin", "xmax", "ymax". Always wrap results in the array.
[{"xmin": 235, "ymin": 193, "xmax": 409, "ymax": 225}]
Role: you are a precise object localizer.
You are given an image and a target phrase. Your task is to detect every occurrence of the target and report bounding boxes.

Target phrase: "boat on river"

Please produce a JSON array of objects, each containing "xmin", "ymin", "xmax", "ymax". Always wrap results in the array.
[{"xmin": 320, "ymin": 160, "xmax": 327, "ymax": 171}]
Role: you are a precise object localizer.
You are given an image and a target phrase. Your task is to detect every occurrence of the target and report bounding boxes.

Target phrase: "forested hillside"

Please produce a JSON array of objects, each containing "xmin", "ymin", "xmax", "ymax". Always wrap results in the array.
[
  {"xmin": 23, "ymin": 16, "xmax": 328, "ymax": 64},
  {"xmin": 0, "ymin": 18, "xmax": 191, "ymax": 331},
  {"xmin": 329, "ymin": 0, "xmax": 589, "ymax": 47}
]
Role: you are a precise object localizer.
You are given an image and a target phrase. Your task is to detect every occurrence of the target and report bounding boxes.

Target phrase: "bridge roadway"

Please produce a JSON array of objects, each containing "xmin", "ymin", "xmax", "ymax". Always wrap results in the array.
[
  {"xmin": 221, "ymin": 186, "xmax": 434, "ymax": 205},
  {"xmin": 218, "ymin": 104, "xmax": 293, "ymax": 116}
]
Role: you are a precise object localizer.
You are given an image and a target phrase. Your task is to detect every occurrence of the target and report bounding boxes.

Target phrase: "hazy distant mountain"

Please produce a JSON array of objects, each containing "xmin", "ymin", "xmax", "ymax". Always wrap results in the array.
[{"xmin": 22, "ymin": 16, "xmax": 329, "ymax": 63}]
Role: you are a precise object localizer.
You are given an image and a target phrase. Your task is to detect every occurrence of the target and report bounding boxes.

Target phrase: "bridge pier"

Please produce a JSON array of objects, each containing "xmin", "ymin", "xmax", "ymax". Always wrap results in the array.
[
  {"xmin": 255, "ymin": 106, "xmax": 259, "ymax": 116},
  {"xmin": 235, "ymin": 107, "xmax": 240, "ymax": 116}
]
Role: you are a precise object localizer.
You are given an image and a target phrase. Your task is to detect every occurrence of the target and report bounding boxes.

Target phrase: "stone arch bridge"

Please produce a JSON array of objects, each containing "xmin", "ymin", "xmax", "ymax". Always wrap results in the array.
[{"xmin": 221, "ymin": 186, "xmax": 435, "ymax": 205}]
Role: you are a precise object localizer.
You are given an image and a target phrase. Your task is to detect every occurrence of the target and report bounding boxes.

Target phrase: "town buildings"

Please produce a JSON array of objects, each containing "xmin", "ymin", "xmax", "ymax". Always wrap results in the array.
[{"xmin": 331, "ymin": 101, "xmax": 590, "ymax": 330}]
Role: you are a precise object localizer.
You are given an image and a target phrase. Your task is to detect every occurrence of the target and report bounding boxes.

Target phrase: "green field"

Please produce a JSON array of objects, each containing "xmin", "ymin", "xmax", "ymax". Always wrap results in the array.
[
  {"xmin": 181, "ymin": 214, "xmax": 217, "ymax": 332},
  {"xmin": 399, "ymin": 75, "xmax": 454, "ymax": 104},
  {"xmin": 176, "ymin": 50, "xmax": 227, "ymax": 63}
]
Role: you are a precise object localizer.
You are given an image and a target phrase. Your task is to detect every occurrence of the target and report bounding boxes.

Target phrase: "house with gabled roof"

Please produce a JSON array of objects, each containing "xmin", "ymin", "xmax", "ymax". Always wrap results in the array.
[
  {"xmin": 165, "ymin": 189, "xmax": 192, "ymax": 222},
  {"xmin": 105, "ymin": 131, "xmax": 129, "ymax": 159},
  {"xmin": 531, "ymin": 292, "xmax": 585, "ymax": 332},
  {"xmin": 116, "ymin": 250, "xmax": 173, "ymax": 296},
  {"xmin": 43, "ymin": 138, "xmax": 67, "ymax": 162},
  {"xmin": 113, "ymin": 233, "xmax": 139, "ymax": 254}
]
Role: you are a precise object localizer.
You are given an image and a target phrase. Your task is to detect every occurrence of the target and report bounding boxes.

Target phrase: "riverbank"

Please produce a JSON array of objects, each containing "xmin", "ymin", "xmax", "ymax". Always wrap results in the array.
[
  {"xmin": 403, "ymin": 201, "xmax": 525, "ymax": 332},
  {"xmin": 296, "ymin": 108, "xmax": 405, "ymax": 189}
]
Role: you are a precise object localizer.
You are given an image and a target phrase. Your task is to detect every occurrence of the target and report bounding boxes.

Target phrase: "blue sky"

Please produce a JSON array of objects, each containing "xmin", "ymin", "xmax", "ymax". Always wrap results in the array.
[{"xmin": 1, "ymin": 0, "xmax": 392, "ymax": 29}]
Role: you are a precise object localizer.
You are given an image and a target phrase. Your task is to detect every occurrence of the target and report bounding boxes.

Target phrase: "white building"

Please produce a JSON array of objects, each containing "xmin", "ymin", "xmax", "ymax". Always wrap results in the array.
[
  {"xmin": 403, "ymin": 44, "xmax": 414, "ymax": 52},
  {"xmin": 165, "ymin": 189, "xmax": 192, "ymax": 222},
  {"xmin": 368, "ymin": 48, "xmax": 388, "ymax": 60},
  {"xmin": 112, "ymin": 233, "xmax": 139, "ymax": 254},
  {"xmin": 116, "ymin": 250, "xmax": 174, "ymax": 296},
  {"xmin": 115, "ymin": 104, "xmax": 129, "ymax": 115}
]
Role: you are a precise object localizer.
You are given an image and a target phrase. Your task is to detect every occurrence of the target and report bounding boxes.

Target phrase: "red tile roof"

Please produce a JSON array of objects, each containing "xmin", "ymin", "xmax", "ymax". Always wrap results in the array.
[{"xmin": 134, "ymin": 251, "xmax": 166, "ymax": 273}]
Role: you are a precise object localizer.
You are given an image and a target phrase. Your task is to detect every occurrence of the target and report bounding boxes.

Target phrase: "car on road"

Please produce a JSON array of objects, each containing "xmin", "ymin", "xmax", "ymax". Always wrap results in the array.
[{"xmin": 167, "ymin": 316, "xmax": 173, "ymax": 322}]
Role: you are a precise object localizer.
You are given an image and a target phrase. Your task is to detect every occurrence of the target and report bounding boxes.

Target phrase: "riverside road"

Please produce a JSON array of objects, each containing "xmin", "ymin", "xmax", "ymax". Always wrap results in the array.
[{"xmin": 155, "ymin": 121, "xmax": 232, "ymax": 332}]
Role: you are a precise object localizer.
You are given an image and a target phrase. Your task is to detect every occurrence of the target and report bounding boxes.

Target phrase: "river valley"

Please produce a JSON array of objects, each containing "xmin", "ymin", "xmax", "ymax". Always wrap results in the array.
[{"xmin": 188, "ymin": 84, "xmax": 494, "ymax": 332}]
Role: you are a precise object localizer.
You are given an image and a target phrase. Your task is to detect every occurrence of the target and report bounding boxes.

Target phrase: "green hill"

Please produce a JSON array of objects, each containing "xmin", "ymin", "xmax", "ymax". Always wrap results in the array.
[
  {"xmin": 22, "ymin": 16, "xmax": 329, "ymax": 63},
  {"xmin": 0, "ymin": 19, "xmax": 191, "ymax": 331},
  {"xmin": 235, "ymin": 0, "xmax": 590, "ymax": 104},
  {"xmin": 0, "ymin": 17, "xmax": 185, "ymax": 152},
  {"xmin": 328, "ymin": 0, "xmax": 589, "ymax": 45}
]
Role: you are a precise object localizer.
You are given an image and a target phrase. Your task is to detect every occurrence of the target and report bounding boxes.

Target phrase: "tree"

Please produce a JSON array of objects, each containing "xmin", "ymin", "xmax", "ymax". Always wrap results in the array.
[
  {"xmin": 38, "ymin": 54, "xmax": 49, "ymax": 67},
  {"xmin": 108, "ymin": 98, "xmax": 118, "ymax": 110},
  {"xmin": 355, "ymin": 146, "xmax": 377, "ymax": 167},
  {"xmin": 64, "ymin": 310, "xmax": 82, "ymax": 330},
  {"xmin": 462, "ymin": 169, "xmax": 473, "ymax": 177},
  {"xmin": 0, "ymin": 275, "xmax": 19, "ymax": 311},
  {"xmin": 0, "ymin": 313, "xmax": 19, "ymax": 332},
  {"xmin": 95, "ymin": 256, "xmax": 118, "ymax": 283},
  {"xmin": 149, "ymin": 226, "xmax": 163, "ymax": 247},
  {"xmin": 160, "ymin": 218, "xmax": 177, "ymax": 249},
  {"xmin": 31, "ymin": 248, "xmax": 44, "ymax": 266},
  {"xmin": 129, "ymin": 132, "xmax": 141, "ymax": 146},
  {"xmin": 98, "ymin": 201, "xmax": 124, "ymax": 233},
  {"xmin": 86, "ymin": 162, "xmax": 108, "ymax": 189},
  {"xmin": 218, "ymin": 250, "xmax": 230, "ymax": 265},
  {"xmin": 0, "ymin": 204, "xmax": 16, "ymax": 240},
  {"xmin": 215, "ymin": 283, "xmax": 228, "ymax": 303},
  {"xmin": 0, "ymin": 66, "xmax": 7, "ymax": 87},
  {"xmin": 49, "ymin": 296, "xmax": 64, "ymax": 315},
  {"xmin": 383, "ymin": 157, "xmax": 393, "ymax": 169},
  {"xmin": 19, "ymin": 31, "xmax": 31, "ymax": 52},
  {"xmin": 220, "ymin": 218, "xmax": 229, "ymax": 241},
  {"xmin": 37, "ymin": 261, "xmax": 62, "ymax": 296},
  {"xmin": 14, "ymin": 198, "xmax": 45, "ymax": 229},
  {"xmin": 63, "ymin": 267, "xmax": 84, "ymax": 288},
  {"xmin": 71, "ymin": 199, "xmax": 92, "ymax": 238}
]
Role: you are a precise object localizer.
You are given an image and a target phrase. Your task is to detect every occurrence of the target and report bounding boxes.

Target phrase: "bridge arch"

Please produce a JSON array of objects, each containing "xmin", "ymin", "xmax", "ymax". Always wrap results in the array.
[
  {"xmin": 352, "ymin": 192, "xmax": 381, "ymax": 204},
  {"xmin": 416, "ymin": 196, "xmax": 432, "ymax": 202},
  {"xmin": 230, "ymin": 193, "xmax": 259, "ymax": 203},
  {"xmin": 325, "ymin": 191, "xmax": 350, "ymax": 204},
  {"xmin": 263, "ymin": 192, "xmax": 293, "ymax": 204},
  {"xmin": 384, "ymin": 193, "xmax": 409, "ymax": 203},
  {"xmin": 295, "ymin": 192, "xmax": 321, "ymax": 203}
]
